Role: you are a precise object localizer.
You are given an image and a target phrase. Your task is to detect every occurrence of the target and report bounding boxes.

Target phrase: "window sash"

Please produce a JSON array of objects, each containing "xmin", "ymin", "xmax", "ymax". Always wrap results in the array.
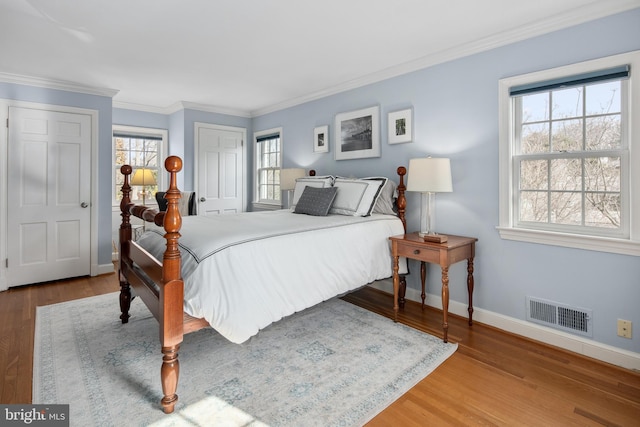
[
  {"xmin": 511, "ymin": 78, "xmax": 629, "ymax": 239},
  {"xmin": 254, "ymin": 129, "xmax": 282, "ymax": 204},
  {"xmin": 112, "ymin": 126, "xmax": 166, "ymax": 206}
]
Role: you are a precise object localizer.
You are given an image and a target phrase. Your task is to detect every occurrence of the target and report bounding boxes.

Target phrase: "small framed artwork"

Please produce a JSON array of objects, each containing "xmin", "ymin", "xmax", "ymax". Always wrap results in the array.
[
  {"xmin": 334, "ymin": 106, "xmax": 380, "ymax": 160},
  {"xmin": 388, "ymin": 108, "xmax": 413, "ymax": 144},
  {"xmin": 313, "ymin": 125, "xmax": 329, "ymax": 153}
]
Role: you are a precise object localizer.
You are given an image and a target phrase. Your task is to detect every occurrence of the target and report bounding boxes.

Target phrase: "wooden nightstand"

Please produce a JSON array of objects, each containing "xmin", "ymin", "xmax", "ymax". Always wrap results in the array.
[{"xmin": 389, "ymin": 232, "xmax": 478, "ymax": 342}]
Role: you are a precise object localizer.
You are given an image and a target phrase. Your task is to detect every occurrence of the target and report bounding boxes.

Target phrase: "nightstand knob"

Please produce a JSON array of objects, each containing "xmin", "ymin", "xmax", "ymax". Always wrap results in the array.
[{"xmin": 413, "ymin": 249, "xmax": 420, "ymax": 255}]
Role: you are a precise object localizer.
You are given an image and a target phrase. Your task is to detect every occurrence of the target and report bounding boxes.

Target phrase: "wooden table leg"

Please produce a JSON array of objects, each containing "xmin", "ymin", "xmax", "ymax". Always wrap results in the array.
[
  {"xmin": 392, "ymin": 254, "xmax": 399, "ymax": 322},
  {"xmin": 441, "ymin": 266, "xmax": 450, "ymax": 343},
  {"xmin": 420, "ymin": 261, "xmax": 426, "ymax": 309},
  {"xmin": 467, "ymin": 257, "xmax": 475, "ymax": 325}
]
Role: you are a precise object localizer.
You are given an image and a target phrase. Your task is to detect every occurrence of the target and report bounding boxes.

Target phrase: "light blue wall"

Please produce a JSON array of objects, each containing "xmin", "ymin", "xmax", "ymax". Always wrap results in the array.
[
  {"xmin": 1, "ymin": 83, "xmax": 114, "ymax": 267},
  {"xmin": 251, "ymin": 9, "xmax": 640, "ymax": 352}
]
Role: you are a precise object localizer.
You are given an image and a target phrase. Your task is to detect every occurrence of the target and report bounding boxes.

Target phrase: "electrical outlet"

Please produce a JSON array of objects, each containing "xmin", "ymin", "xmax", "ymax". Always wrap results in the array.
[{"xmin": 617, "ymin": 319, "xmax": 632, "ymax": 339}]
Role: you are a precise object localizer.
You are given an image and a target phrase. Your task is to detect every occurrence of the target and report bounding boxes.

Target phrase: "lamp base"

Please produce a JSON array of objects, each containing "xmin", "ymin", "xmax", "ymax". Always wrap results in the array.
[{"xmin": 419, "ymin": 232, "xmax": 448, "ymax": 243}]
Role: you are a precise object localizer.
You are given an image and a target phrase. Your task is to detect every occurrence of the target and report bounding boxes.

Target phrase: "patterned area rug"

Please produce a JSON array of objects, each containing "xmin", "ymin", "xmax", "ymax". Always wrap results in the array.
[{"xmin": 33, "ymin": 293, "xmax": 456, "ymax": 426}]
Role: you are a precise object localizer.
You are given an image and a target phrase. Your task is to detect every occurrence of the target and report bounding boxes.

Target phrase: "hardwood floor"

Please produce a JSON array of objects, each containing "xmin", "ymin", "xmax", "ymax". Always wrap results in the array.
[{"xmin": 1, "ymin": 273, "xmax": 639, "ymax": 426}]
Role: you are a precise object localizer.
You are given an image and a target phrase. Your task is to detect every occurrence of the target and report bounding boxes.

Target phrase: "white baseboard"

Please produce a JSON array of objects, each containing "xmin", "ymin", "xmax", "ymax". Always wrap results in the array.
[{"xmin": 369, "ymin": 280, "xmax": 640, "ymax": 372}]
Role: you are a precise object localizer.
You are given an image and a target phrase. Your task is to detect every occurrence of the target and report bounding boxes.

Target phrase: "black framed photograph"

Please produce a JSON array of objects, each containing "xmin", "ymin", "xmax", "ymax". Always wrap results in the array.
[
  {"xmin": 313, "ymin": 125, "xmax": 329, "ymax": 153},
  {"xmin": 334, "ymin": 106, "xmax": 380, "ymax": 160},
  {"xmin": 388, "ymin": 108, "xmax": 413, "ymax": 144}
]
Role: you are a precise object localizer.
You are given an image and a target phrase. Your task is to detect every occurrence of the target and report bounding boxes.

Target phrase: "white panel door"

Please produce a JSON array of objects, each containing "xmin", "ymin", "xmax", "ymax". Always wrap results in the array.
[
  {"xmin": 7, "ymin": 107, "xmax": 91, "ymax": 286},
  {"xmin": 196, "ymin": 124, "xmax": 244, "ymax": 215}
]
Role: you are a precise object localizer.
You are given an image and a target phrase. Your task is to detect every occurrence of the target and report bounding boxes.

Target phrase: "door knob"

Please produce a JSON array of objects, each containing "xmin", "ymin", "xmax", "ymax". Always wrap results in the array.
[
  {"xmin": 81, "ymin": 202, "xmax": 89, "ymax": 208},
  {"xmin": 200, "ymin": 197, "xmax": 206, "ymax": 202}
]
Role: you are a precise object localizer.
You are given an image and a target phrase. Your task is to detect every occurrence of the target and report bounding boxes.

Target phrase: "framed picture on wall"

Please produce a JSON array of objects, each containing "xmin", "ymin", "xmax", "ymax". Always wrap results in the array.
[
  {"xmin": 388, "ymin": 108, "xmax": 413, "ymax": 144},
  {"xmin": 313, "ymin": 125, "xmax": 329, "ymax": 153},
  {"xmin": 334, "ymin": 106, "xmax": 380, "ymax": 160}
]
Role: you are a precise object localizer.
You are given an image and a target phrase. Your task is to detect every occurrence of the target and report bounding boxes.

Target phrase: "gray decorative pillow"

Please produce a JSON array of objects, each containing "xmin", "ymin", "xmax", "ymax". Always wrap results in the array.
[{"xmin": 293, "ymin": 186, "xmax": 338, "ymax": 216}]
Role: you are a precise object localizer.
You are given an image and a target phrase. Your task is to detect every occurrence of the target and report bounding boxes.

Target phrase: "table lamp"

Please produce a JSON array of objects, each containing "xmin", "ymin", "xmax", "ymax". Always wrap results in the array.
[
  {"xmin": 406, "ymin": 157, "xmax": 452, "ymax": 242},
  {"xmin": 130, "ymin": 167, "xmax": 157, "ymax": 207},
  {"xmin": 280, "ymin": 168, "xmax": 306, "ymax": 208}
]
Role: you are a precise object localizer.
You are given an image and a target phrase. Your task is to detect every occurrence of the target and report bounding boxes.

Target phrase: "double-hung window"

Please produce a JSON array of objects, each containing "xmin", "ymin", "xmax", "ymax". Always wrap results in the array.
[
  {"xmin": 112, "ymin": 125, "xmax": 167, "ymax": 206},
  {"xmin": 254, "ymin": 128, "xmax": 282, "ymax": 208},
  {"xmin": 498, "ymin": 51, "xmax": 640, "ymax": 256}
]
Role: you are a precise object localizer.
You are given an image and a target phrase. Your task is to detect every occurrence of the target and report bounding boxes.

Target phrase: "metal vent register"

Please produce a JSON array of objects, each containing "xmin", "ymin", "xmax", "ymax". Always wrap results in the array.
[{"xmin": 526, "ymin": 297, "xmax": 592, "ymax": 337}]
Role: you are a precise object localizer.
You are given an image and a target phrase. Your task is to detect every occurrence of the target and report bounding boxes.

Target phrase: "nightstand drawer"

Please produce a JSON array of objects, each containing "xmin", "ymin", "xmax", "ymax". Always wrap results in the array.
[{"xmin": 395, "ymin": 243, "xmax": 438, "ymax": 263}]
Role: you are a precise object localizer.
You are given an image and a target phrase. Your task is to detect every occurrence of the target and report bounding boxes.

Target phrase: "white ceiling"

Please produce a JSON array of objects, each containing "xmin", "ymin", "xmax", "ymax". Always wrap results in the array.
[{"xmin": 1, "ymin": 0, "xmax": 638, "ymax": 116}]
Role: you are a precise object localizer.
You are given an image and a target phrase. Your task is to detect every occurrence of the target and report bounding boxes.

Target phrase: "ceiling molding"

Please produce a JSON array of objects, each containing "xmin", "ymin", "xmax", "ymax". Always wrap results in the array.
[
  {"xmin": 0, "ymin": 72, "xmax": 119, "ymax": 98},
  {"xmin": 251, "ymin": 1, "xmax": 640, "ymax": 117},
  {"xmin": 112, "ymin": 100, "xmax": 174, "ymax": 115},
  {"xmin": 112, "ymin": 100, "xmax": 252, "ymax": 118},
  {"xmin": 179, "ymin": 101, "xmax": 252, "ymax": 118}
]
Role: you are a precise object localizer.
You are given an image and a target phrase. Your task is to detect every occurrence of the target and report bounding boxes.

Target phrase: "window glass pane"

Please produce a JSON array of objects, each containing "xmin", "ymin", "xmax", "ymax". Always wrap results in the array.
[
  {"xmin": 551, "ymin": 119, "xmax": 583, "ymax": 151},
  {"xmin": 584, "ymin": 157, "xmax": 620, "ymax": 192},
  {"xmin": 550, "ymin": 158, "xmax": 581, "ymax": 191},
  {"xmin": 113, "ymin": 132, "xmax": 162, "ymax": 203},
  {"xmin": 550, "ymin": 191, "xmax": 582, "ymax": 225},
  {"xmin": 521, "ymin": 123, "xmax": 549, "ymax": 154},
  {"xmin": 520, "ymin": 191, "xmax": 548, "ymax": 222},
  {"xmin": 585, "ymin": 115, "xmax": 621, "ymax": 150},
  {"xmin": 255, "ymin": 132, "xmax": 281, "ymax": 203},
  {"xmin": 521, "ymin": 93, "xmax": 548, "ymax": 123},
  {"xmin": 520, "ymin": 160, "xmax": 548, "ymax": 190},
  {"xmin": 586, "ymin": 81, "xmax": 621, "ymax": 115},
  {"xmin": 552, "ymin": 87, "xmax": 583, "ymax": 119},
  {"xmin": 585, "ymin": 193, "xmax": 620, "ymax": 228}
]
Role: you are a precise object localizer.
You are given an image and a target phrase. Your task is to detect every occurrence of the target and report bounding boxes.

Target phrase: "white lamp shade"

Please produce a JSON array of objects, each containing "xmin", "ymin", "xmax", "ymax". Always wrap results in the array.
[
  {"xmin": 130, "ymin": 168, "xmax": 157, "ymax": 186},
  {"xmin": 406, "ymin": 157, "xmax": 453, "ymax": 193},
  {"xmin": 280, "ymin": 168, "xmax": 306, "ymax": 190}
]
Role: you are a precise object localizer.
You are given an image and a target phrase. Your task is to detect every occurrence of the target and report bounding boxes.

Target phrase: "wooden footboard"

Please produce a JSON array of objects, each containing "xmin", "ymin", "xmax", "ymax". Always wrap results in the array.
[{"xmin": 118, "ymin": 156, "xmax": 206, "ymax": 414}]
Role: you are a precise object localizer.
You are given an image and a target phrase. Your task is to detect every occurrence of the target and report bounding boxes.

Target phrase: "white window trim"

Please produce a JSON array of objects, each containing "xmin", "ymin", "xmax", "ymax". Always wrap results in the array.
[
  {"xmin": 497, "ymin": 50, "xmax": 640, "ymax": 256},
  {"xmin": 112, "ymin": 124, "xmax": 168, "ymax": 207},
  {"xmin": 253, "ymin": 127, "xmax": 283, "ymax": 208}
]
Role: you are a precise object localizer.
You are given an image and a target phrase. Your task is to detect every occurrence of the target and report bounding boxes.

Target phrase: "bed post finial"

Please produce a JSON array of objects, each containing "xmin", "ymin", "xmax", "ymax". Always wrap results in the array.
[{"xmin": 396, "ymin": 166, "xmax": 407, "ymax": 233}]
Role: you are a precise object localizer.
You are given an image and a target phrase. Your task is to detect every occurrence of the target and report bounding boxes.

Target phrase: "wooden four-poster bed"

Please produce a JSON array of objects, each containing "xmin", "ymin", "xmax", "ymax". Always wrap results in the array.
[{"xmin": 118, "ymin": 156, "xmax": 408, "ymax": 413}]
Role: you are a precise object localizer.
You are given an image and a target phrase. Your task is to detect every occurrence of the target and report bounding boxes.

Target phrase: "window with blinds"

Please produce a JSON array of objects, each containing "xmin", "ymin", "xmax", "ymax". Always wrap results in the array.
[
  {"xmin": 112, "ymin": 125, "xmax": 167, "ymax": 205},
  {"xmin": 254, "ymin": 128, "xmax": 282, "ymax": 205},
  {"xmin": 498, "ymin": 51, "xmax": 640, "ymax": 255}
]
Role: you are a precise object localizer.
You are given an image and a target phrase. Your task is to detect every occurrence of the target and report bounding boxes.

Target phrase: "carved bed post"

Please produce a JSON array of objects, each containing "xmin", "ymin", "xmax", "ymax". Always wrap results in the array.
[
  {"xmin": 396, "ymin": 166, "xmax": 407, "ymax": 232},
  {"xmin": 118, "ymin": 165, "xmax": 133, "ymax": 323},
  {"xmin": 396, "ymin": 166, "xmax": 408, "ymax": 307},
  {"xmin": 159, "ymin": 156, "xmax": 184, "ymax": 414}
]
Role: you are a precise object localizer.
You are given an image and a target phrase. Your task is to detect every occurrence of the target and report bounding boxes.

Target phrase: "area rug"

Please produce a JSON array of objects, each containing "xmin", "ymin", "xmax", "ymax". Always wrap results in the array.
[{"xmin": 33, "ymin": 293, "xmax": 456, "ymax": 427}]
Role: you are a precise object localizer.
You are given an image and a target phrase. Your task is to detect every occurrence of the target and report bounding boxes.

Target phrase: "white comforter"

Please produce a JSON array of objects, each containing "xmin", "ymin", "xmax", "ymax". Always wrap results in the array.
[{"xmin": 137, "ymin": 210, "xmax": 405, "ymax": 343}]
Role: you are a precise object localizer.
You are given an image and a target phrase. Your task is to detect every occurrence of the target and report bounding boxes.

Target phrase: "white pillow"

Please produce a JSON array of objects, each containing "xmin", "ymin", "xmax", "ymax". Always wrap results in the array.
[
  {"xmin": 372, "ymin": 178, "xmax": 397, "ymax": 215},
  {"xmin": 330, "ymin": 177, "xmax": 387, "ymax": 216},
  {"xmin": 290, "ymin": 176, "xmax": 334, "ymax": 209}
]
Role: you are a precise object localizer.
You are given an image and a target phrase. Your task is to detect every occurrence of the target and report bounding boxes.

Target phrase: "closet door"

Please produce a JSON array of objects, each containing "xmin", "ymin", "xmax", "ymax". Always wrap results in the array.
[
  {"xmin": 195, "ymin": 123, "xmax": 245, "ymax": 215},
  {"xmin": 7, "ymin": 107, "xmax": 91, "ymax": 286}
]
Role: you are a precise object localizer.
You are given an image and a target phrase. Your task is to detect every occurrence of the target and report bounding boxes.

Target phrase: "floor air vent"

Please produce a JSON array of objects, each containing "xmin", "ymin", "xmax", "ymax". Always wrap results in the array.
[{"xmin": 526, "ymin": 297, "xmax": 592, "ymax": 337}]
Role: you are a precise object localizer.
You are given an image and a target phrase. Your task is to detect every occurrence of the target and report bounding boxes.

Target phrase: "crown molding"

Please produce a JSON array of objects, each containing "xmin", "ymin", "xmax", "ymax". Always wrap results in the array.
[
  {"xmin": 0, "ymin": 72, "xmax": 118, "ymax": 98},
  {"xmin": 113, "ymin": 100, "xmax": 252, "ymax": 118},
  {"xmin": 252, "ymin": 1, "xmax": 640, "ymax": 117},
  {"xmin": 179, "ymin": 101, "xmax": 252, "ymax": 118}
]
